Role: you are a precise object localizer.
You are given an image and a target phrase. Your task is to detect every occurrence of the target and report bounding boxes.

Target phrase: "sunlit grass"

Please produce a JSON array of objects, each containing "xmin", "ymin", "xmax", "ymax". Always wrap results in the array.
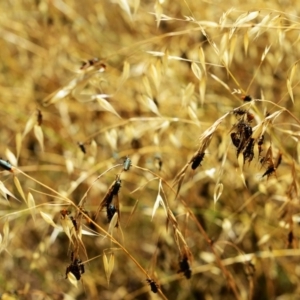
[{"xmin": 1, "ymin": 1, "xmax": 300, "ymax": 299}]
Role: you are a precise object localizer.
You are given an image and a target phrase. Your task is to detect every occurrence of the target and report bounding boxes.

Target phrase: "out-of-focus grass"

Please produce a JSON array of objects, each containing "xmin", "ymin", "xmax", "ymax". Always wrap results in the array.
[{"xmin": 1, "ymin": 1, "xmax": 300, "ymax": 299}]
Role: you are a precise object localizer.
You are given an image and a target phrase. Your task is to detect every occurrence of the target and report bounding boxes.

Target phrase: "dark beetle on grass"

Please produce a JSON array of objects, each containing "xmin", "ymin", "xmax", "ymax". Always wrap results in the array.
[
  {"xmin": 0, "ymin": 159, "xmax": 12, "ymax": 172},
  {"xmin": 146, "ymin": 278, "xmax": 158, "ymax": 293}
]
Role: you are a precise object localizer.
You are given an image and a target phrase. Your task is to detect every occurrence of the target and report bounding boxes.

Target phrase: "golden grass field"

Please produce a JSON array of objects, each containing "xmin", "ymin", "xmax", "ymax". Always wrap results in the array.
[{"xmin": 1, "ymin": 1, "xmax": 300, "ymax": 299}]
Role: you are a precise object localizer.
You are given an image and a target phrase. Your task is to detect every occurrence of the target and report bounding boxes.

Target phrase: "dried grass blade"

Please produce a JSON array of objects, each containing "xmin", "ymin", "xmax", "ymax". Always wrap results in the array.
[
  {"xmin": 287, "ymin": 77, "xmax": 294, "ymax": 104},
  {"xmin": 125, "ymin": 199, "xmax": 139, "ymax": 228},
  {"xmin": 252, "ymin": 122, "xmax": 264, "ymax": 140},
  {"xmin": 95, "ymin": 96, "xmax": 121, "ymax": 118},
  {"xmin": 40, "ymin": 211, "xmax": 59, "ymax": 228},
  {"xmin": 3, "ymin": 221, "xmax": 9, "ymax": 240},
  {"xmin": 210, "ymin": 73, "xmax": 230, "ymax": 91},
  {"xmin": 108, "ymin": 253, "xmax": 115, "ymax": 279},
  {"xmin": 121, "ymin": 60, "xmax": 130, "ymax": 86},
  {"xmin": 65, "ymin": 158, "xmax": 74, "ymax": 175},
  {"xmin": 22, "ymin": 114, "xmax": 36, "ymax": 138},
  {"xmin": 5, "ymin": 148, "xmax": 17, "ymax": 167},
  {"xmin": 105, "ymin": 129, "xmax": 118, "ymax": 151},
  {"xmin": 144, "ymin": 96, "xmax": 161, "ymax": 116},
  {"xmin": 261, "ymin": 45, "xmax": 271, "ymax": 62},
  {"xmin": 265, "ymin": 109, "xmax": 284, "ymax": 122},
  {"xmin": 229, "ymin": 34, "xmax": 237, "ymax": 65},
  {"xmin": 219, "ymin": 8, "xmax": 233, "ymax": 29},
  {"xmin": 250, "ymin": 13, "xmax": 272, "ymax": 39},
  {"xmin": 143, "ymin": 75, "xmax": 153, "ymax": 99},
  {"xmin": 199, "ymin": 76, "xmax": 206, "ymax": 106},
  {"xmin": 237, "ymin": 153, "xmax": 247, "ymax": 187},
  {"xmin": 244, "ymin": 31, "xmax": 249, "ymax": 55},
  {"xmin": 0, "ymin": 221, "xmax": 9, "ymax": 253},
  {"xmin": 187, "ymin": 106, "xmax": 200, "ymax": 124},
  {"xmin": 182, "ymin": 83, "xmax": 195, "ymax": 106},
  {"xmin": 175, "ymin": 228, "xmax": 188, "ymax": 247},
  {"xmin": 234, "ymin": 11, "xmax": 259, "ymax": 27},
  {"xmin": 191, "ymin": 62, "xmax": 202, "ymax": 80},
  {"xmin": 47, "ymin": 67, "xmax": 104, "ymax": 105},
  {"xmin": 13, "ymin": 176, "xmax": 25, "ymax": 202},
  {"xmin": 117, "ymin": 0, "xmax": 132, "ymax": 20},
  {"xmin": 198, "ymin": 47, "xmax": 206, "ymax": 74},
  {"xmin": 173, "ymin": 163, "xmax": 189, "ymax": 185},
  {"xmin": 60, "ymin": 216, "xmax": 73, "ymax": 243},
  {"xmin": 27, "ymin": 192, "xmax": 36, "ymax": 223},
  {"xmin": 154, "ymin": 1, "xmax": 163, "ymax": 27},
  {"xmin": 152, "ymin": 193, "xmax": 164, "ymax": 220},
  {"xmin": 34, "ymin": 125, "xmax": 44, "ymax": 152},
  {"xmin": 108, "ymin": 212, "xmax": 118, "ymax": 235},
  {"xmin": 220, "ymin": 32, "xmax": 229, "ymax": 60},
  {"xmin": 103, "ymin": 253, "xmax": 115, "ymax": 285},
  {"xmin": 174, "ymin": 172, "xmax": 185, "ymax": 199},
  {"xmin": 16, "ymin": 133, "xmax": 22, "ymax": 159},
  {"xmin": 103, "ymin": 253, "xmax": 109, "ymax": 277},
  {"xmin": 90, "ymin": 140, "xmax": 98, "ymax": 158},
  {"xmin": 257, "ymin": 234, "xmax": 270, "ymax": 246},
  {"xmin": 67, "ymin": 272, "xmax": 78, "ymax": 287},
  {"xmin": 150, "ymin": 63, "xmax": 161, "ymax": 92},
  {"xmin": 0, "ymin": 234, "xmax": 3, "ymax": 254},
  {"xmin": 290, "ymin": 63, "xmax": 297, "ymax": 84},
  {"xmin": 213, "ymin": 183, "xmax": 223, "ymax": 205}
]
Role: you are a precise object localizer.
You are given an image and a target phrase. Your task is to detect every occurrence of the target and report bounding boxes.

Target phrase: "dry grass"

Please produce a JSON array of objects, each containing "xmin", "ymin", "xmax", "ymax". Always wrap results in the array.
[{"xmin": 1, "ymin": 1, "xmax": 300, "ymax": 299}]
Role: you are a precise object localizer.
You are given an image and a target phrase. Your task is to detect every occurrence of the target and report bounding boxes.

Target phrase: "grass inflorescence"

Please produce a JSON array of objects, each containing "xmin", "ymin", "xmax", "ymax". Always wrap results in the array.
[{"xmin": 1, "ymin": 1, "xmax": 300, "ymax": 299}]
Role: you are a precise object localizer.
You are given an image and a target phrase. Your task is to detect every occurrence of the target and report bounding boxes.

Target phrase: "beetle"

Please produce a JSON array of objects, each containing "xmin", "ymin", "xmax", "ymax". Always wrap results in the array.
[
  {"xmin": 69, "ymin": 216, "xmax": 78, "ymax": 231},
  {"xmin": 66, "ymin": 258, "xmax": 85, "ymax": 280},
  {"xmin": 243, "ymin": 138, "xmax": 255, "ymax": 164},
  {"xmin": 112, "ymin": 178, "xmax": 121, "ymax": 196},
  {"xmin": 107, "ymin": 204, "xmax": 117, "ymax": 223},
  {"xmin": 178, "ymin": 254, "xmax": 192, "ymax": 279},
  {"xmin": 80, "ymin": 58, "xmax": 99, "ymax": 70},
  {"xmin": 123, "ymin": 156, "xmax": 131, "ymax": 171},
  {"xmin": 191, "ymin": 152, "xmax": 205, "ymax": 170},
  {"xmin": 146, "ymin": 279, "xmax": 158, "ymax": 293},
  {"xmin": 242, "ymin": 95, "xmax": 252, "ymax": 102},
  {"xmin": 66, "ymin": 252, "xmax": 85, "ymax": 281},
  {"xmin": 77, "ymin": 142, "xmax": 86, "ymax": 154},
  {"xmin": 0, "ymin": 159, "xmax": 12, "ymax": 172},
  {"xmin": 60, "ymin": 209, "xmax": 71, "ymax": 218}
]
